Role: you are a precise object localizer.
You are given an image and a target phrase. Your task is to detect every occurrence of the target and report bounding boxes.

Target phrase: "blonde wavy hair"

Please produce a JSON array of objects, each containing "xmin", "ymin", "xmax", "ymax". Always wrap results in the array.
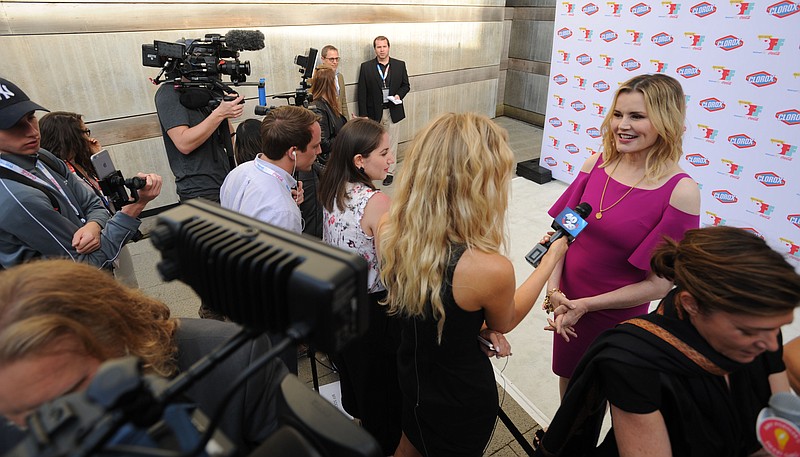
[
  {"xmin": 600, "ymin": 73, "xmax": 686, "ymax": 181},
  {"xmin": 0, "ymin": 259, "xmax": 180, "ymax": 377},
  {"xmin": 380, "ymin": 113, "xmax": 514, "ymax": 341}
]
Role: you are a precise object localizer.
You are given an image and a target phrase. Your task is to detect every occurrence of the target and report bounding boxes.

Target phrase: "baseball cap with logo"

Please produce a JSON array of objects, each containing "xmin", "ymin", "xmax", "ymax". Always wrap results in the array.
[{"xmin": 0, "ymin": 78, "xmax": 48, "ymax": 130}]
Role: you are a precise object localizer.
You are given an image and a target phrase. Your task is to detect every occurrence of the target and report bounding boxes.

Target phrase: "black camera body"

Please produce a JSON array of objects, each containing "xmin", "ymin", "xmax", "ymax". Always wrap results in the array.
[{"xmin": 142, "ymin": 34, "xmax": 252, "ymax": 87}]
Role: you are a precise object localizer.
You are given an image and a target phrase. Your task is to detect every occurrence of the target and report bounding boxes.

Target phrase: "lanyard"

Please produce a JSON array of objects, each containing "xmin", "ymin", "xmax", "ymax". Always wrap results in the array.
[
  {"xmin": 68, "ymin": 161, "xmax": 113, "ymax": 214},
  {"xmin": 377, "ymin": 64, "xmax": 390, "ymax": 89},
  {"xmin": 0, "ymin": 156, "xmax": 85, "ymax": 222},
  {"xmin": 253, "ymin": 155, "xmax": 293, "ymax": 194}
]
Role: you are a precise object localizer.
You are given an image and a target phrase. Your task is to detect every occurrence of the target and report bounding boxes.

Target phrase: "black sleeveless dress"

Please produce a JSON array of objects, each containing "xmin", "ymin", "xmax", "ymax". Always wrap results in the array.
[{"xmin": 397, "ymin": 245, "xmax": 499, "ymax": 456}]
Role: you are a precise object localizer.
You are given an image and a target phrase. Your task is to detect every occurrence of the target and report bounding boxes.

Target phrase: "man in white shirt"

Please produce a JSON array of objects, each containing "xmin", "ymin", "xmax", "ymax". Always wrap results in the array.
[{"xmin": 220, "ymin": 106, "xmax": 321, "ymax": 233}]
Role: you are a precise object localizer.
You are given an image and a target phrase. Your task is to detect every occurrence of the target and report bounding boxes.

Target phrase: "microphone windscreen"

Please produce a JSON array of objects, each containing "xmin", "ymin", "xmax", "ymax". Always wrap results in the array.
[
  {"xmin": 225, "ymin": 30, "xmax": 266, "ymax": 51},
  {"xmin": 179, "ymin": 88, "xmax": 212, "ymax": 109},
  {"xmin": 770, "ymin": 392, "xmax": 800, "ymax": 423}
]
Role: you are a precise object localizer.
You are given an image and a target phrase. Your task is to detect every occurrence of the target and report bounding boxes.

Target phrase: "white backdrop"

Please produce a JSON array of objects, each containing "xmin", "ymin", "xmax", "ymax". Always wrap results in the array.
[{"xmin": 540, "ymin": 0, "xmax": 800, "ymax": 268}]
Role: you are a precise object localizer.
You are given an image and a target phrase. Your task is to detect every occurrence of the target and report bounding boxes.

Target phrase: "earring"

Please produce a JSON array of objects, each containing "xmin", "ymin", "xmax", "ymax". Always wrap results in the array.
[{"xmin": 359, "ymin": 166, "xmax": 366, "ymax": 174}]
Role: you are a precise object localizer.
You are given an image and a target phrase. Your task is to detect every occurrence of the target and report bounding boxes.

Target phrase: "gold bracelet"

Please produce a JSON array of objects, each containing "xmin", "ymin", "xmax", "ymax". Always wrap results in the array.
[{"xmin": 543, "ymin": 288, "xmax": 565, "ymax": 314}]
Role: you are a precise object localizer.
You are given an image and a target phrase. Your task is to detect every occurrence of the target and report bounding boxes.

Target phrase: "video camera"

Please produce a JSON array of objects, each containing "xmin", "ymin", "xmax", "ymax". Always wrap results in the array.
[
  {"xmin": 4, "ymin": 200, "xmax": 380, "ymax": 457},
  {"xmin": 259, "ymin": 48, "xmax": 318, "ymax": 113},
  {"xmin": 142, "ymin": 30, "xmax": 265, "ymax": 108}
]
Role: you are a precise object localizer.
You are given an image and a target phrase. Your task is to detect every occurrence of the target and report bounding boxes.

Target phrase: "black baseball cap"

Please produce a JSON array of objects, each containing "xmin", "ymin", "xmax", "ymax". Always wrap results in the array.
[{"xmin": 0, "ymin": 78, "xmax": 48, "ymax": 130}]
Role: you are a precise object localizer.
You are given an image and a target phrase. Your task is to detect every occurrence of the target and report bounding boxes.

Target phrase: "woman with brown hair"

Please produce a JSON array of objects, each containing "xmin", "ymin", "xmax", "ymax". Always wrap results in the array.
[
  {"xmin": 299, "ymin": 64, "xmax": 349, "ymax": 238},
  {"xmin": 39, "ymin": 111, "xmax": 139, "ymax": 286},
  {"xmin": 318, "ymin": 118, "xmax": 398, "ymax": 454},
  {"xmin": 0, "ymin": 259, "xmax": 287, "ymax": 454},
  {"xmin": 538, "ymin": 226, "xmax": 800, "ymax": 456}
]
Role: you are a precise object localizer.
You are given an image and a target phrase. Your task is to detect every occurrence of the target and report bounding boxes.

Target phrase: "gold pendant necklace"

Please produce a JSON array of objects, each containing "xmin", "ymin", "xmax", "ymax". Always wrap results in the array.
[{"xmin": 596, "ymin": 160, "xmax": 646, "ymax": 220}]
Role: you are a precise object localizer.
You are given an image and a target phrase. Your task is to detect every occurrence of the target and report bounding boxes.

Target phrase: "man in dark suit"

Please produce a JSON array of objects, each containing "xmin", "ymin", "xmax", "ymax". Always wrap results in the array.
[{"xmin": 357, "ymin": 36, "xmax": 410, "ymax": 185}]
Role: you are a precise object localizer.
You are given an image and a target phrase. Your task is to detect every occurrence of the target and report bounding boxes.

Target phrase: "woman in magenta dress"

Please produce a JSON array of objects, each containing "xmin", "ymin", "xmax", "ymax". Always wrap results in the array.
[{"xmin": 545, "ymin": 74, "xmax": 701, "ymax": 397}]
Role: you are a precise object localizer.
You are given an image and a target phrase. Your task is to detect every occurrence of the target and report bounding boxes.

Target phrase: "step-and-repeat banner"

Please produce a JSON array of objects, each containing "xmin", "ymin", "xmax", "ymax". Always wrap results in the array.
[{"xmin": 540, "ymin": 0, "xmax": 799, "ymax": 268}]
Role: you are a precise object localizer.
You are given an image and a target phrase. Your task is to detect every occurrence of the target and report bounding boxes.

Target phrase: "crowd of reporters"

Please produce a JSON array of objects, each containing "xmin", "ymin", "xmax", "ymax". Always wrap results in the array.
[{"xmin": 1, "ymin": 37, "xmax": 800, "ymax": 457}]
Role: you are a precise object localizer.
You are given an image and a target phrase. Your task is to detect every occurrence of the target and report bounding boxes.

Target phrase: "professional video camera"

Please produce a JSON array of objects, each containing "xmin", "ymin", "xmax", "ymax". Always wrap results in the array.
[
  {"xmin": 260, "ymin": 48, "xmax": 318, "ymax": 113},
  {"xmin": 142, "ymin": 30, "xmax": 265, "ymax": 109},
  {"xmin": 4, "ymin": 200, "xmax": 380, "ymax": 457}
]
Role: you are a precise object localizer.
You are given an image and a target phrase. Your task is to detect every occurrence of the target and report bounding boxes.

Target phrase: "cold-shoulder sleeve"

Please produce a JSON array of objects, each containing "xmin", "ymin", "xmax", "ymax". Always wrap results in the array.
[
  {"xmin": 548, "ymin": 171, "xmax": 591, "ymax": 218},
  {"xmin": 629, "ymin": 204, "xmax": 699, "ymax": 270}
]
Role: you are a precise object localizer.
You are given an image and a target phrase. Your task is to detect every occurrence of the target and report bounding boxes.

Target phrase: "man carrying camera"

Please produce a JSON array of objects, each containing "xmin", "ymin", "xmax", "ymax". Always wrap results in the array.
[
  {"xmin": 155, "ymin": 79, "xmax": 244, "ymax": 203},
  {"xmin": 0, "ymin": 78, "xmax": 162, "ymax": 270}
]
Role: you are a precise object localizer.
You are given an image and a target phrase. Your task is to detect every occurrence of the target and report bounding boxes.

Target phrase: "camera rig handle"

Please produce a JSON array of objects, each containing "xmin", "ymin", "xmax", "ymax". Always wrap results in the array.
[{"xmin": 98, "ymin": 170, "xmax": 145, "ymax": 209}]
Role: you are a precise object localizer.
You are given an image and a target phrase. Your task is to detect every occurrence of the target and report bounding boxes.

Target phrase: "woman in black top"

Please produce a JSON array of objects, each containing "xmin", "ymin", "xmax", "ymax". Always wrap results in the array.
[
  {"xmin": 297, "ymin": 64, "xmax": 348, "ymax": 238},
  {"xmin": 538, "ymin": 226, "xmax": 800, "ymax": 457}
]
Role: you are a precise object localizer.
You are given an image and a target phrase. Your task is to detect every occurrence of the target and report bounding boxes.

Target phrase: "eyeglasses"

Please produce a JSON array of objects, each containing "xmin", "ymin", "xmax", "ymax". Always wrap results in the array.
[
  {"xmin": 324, "ymin": 57, "xmax": 341, "ymax": 62},
  {"xmin": 81, "ymin": 128, "xmax": 91, "ymax": 136}
]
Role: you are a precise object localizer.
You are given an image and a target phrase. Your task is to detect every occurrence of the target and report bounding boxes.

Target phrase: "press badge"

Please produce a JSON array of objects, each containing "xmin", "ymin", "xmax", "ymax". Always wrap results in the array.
[{"xmin": 382, "ymin": 88, "xmax": 390, "ymax": 102}]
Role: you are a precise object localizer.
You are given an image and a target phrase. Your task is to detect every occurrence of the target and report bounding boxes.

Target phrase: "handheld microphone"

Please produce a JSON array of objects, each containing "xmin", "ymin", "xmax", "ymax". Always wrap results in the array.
[
  {"xmin": 224, "ymin": 29, "xmax": 266, "ymax": 51},
  {"xmin": 757, "ymin": 392, "xmax": 800, "ymax": 456},
  {"xmin": 525, "ymin": 202, "xmax": 591, "ymax": 268}
]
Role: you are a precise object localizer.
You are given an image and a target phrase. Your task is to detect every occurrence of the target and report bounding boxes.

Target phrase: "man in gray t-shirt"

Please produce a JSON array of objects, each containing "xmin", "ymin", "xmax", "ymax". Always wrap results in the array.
[{"xmin": 154, "ymin": 84, "xmax": 243, "ymax": 202}]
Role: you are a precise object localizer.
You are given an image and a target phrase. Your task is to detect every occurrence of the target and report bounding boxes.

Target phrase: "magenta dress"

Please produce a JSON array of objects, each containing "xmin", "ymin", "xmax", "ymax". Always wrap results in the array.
[{"xmin": 548, "ymin": 156, "xmax": 698, "ymax": 378}]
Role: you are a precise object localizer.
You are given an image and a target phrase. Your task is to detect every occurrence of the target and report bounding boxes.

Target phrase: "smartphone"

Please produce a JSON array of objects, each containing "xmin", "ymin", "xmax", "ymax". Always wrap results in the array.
[
  {"xmin": 477, "ymin": 335, "xmax": 496, "ymax": 351},
  {"xmin": 91, "ymin": 149, "xmax": 116, "ymax": 180}
]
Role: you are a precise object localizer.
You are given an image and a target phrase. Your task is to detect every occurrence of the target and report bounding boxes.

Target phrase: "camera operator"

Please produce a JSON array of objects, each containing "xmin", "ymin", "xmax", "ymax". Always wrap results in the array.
[
  {"xmin": 0, "ymin": 259, "xmax": 288, "ymax": 454},
  {"xmin": 154, "ymin": 46, "xmax": 244, "ymax": 203},
  {"xmin": 0, "ymin": 78, "xmax": 161, "ymax": 270}
]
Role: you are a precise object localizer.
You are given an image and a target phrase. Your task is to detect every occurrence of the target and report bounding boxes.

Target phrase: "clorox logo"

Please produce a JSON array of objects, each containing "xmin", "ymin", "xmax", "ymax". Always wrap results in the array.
[
  {"xmin": 788, "ymin": 214, "xmax": 800, "ymax": 229},
  {"xmin": 571, "ymin": 101, "xmax": 586, "ymax": 111},
  {"xmin": 676, "ymin": 64, "xmax": 701, "ymax": 78},
  {"xmin": 586, "ymin": 127, "xmax": 602, "ymax": 138},
  {"xmin": 553, "ymin": 74, "xmax": 568, "ymax": 85},
  {"xmin": 621, "ymin": 58, "xmax": 641, "ymax": 71},
  {"xmin": 593, "ymin": 80, "xmax": 610, "ymax": 92},
  {"xmin": 715, "ymin": 35, "xmax": 743, "ymax": 51},
  {"xmin": 558, "ymin": 27, "xmax": 573, "ymax": 39},
  {"xmin": 583, "ymin": 2, "xmax": 600, "ymax": 13},
  {"xmin": 776, "ymin": 109, "xmax": 800, "ymax": 125},
  {"xmin": 755, "ymin": 172, "xmax": 786, "ymax": 186},
  {"xmin": 728, "ymin": 134, "xmax": 756, "ymax": 148},
  {"xmin": 712, "ymin": 190, "xmax": 738, "ymax": 203},
  {"xmin": 700, "ymin": 98, "xmax": 726, "ymax": 112},
  {"xmin": 576, "ymin": 54, "xmax": 593, "ymax": 65},
  {"xmin": 544, "ymin": 157, "xmax": 558, "ymax": 167},
  {"xmin": 651, "ymin": 32, "xmax": 674, "ymax": 46},
  {"xmin": 690, "ymin": 1, "xmax": 717, "ymax": 16},
  {"xmin": 630, "ymin": 2, "xmax": 653, "ymax": 14},
  {"xmin": 565, "ymin": 144, "xmax": 580, "ymax": 153},
  {"xmin": 746, "ymin": 71, "xmax": 778, "ymax": 87},
  {"xmin": 600, "ymin": 30, "xmax": 618, "ymax": 42},
  {"xmin": 549, "ymin": 117, "xmax": 563, "ymax": 127},
  {"xmin": 767, "ymin": 0, "xmax": 799, "ymax": 17},
  {"xmin": 685, "ymin": 153, "xmax": 710, "ymax": 166}
]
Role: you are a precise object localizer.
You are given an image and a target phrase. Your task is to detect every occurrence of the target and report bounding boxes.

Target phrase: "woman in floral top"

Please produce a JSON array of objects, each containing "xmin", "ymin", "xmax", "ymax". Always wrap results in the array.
[{"xmin": 318, "ymin": 118, "xmax": 400, "ymax": 454}]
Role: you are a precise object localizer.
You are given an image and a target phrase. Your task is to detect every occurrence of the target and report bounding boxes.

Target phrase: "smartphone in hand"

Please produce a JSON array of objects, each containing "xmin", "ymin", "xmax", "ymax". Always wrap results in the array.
[
  {"xmin": 477, "ymin": 335, "xmax": 496, "ymax": 352},
  {"xmin": 90, "ymin": 149, "xmax": 116, "ymax": 180}
]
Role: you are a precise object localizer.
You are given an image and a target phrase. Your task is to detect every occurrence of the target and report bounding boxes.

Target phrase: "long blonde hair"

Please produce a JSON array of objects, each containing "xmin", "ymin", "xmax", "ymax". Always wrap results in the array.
[
  {"xmin": 600, "ymin": 73, "xmax": 686, "ymax": 180},
  {"xmin": 0, "ymin": 260, "xmax": 180, "ymax": 377},
  {"xmin": 380, "ymin": 113, "xmax": 514, "ymax": 340}
]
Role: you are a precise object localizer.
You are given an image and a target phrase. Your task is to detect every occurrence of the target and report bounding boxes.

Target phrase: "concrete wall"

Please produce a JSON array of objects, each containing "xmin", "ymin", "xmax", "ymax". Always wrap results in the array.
[
  {"xmin": 502, "ymin": 0, "xmax": 555, "ymax": 126},
  {"xmin": 0, "ymin": 0, "xmax": 507, "ymax": 208}
]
